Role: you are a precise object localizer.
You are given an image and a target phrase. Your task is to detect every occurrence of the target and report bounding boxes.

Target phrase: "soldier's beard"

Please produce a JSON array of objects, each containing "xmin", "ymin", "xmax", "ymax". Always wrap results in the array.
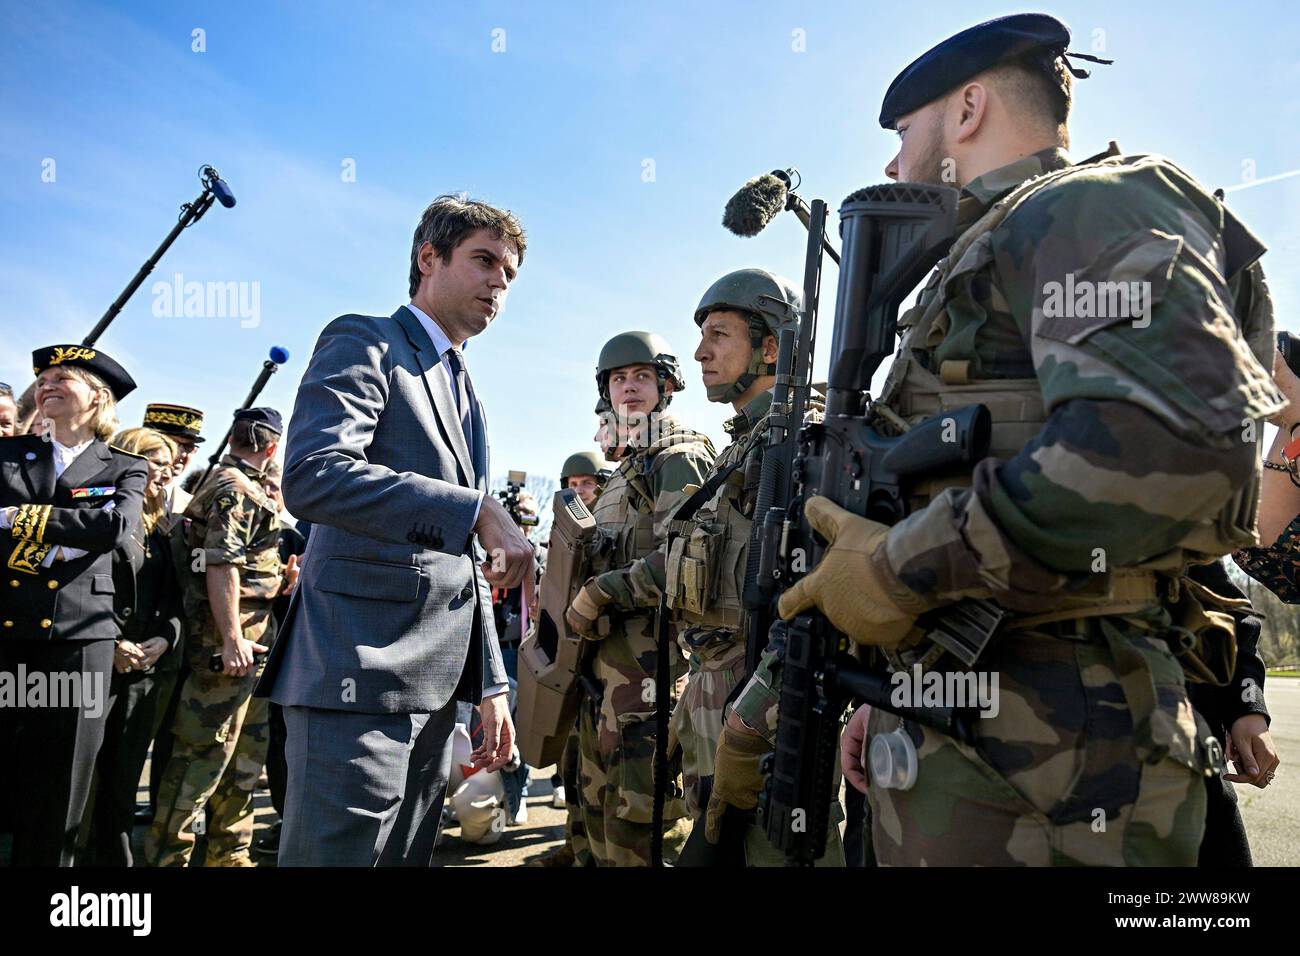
[{"xmin": 908, "ymin": 124, "xmax": 953, "ymax": 187}]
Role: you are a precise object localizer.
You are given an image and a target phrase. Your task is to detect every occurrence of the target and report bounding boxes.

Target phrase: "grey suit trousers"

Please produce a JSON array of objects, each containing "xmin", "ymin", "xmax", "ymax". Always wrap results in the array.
[{"xmin": 277, "ymin": 701, "xmax": 458, "ymax": 867}]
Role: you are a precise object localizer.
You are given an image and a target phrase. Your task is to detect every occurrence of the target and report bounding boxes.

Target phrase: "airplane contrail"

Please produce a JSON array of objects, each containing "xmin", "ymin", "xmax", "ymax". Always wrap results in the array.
[{"xmin": 1221, "ymin": 167, "xmax": 1300, "ymax": 193}]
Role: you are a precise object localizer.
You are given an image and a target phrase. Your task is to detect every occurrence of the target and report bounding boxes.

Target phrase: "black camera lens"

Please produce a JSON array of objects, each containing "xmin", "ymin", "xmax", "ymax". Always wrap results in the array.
[{"xmin": 1279, "ymin": 332, "xmax": 1300, "ymax": 378}]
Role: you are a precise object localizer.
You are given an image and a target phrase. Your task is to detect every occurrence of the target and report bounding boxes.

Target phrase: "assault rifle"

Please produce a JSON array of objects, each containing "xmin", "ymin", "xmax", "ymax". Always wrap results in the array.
[{"xmin": 753, "ymin": 183, "xmax": 1008, "ymax": 865}]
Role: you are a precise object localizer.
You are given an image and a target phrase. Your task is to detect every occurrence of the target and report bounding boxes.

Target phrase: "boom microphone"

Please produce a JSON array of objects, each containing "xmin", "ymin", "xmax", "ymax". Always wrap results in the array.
[
  {"xmin": 202, "ymin": 165, "xmax": 237, "ymax": 208},
  {"xmin": 723, "ymin": 167, "xmax": 840, "ymax": 265},
  {"xmin": 723, "ymin": 170, "xmax": 790, "ymax": 236}
]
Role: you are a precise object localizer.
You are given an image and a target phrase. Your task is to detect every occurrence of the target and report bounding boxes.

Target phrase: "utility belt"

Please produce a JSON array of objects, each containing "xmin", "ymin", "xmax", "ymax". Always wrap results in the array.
[
  {"xmin": 1005, "ymin": 569, "xmax": 1163, "ymax": 630},
  {"xmin": 885, "ymin": 566, "xmax": 1230, "ymax": 776},
  {"xmin": 893, "ymin": 566, "xmax": 1241, "ymax": 691}
]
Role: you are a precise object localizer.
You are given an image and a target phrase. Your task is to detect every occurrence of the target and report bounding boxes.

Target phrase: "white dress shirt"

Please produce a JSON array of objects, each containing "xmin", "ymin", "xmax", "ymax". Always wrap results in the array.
[
  {"xmin": 406, "ymin": 302, "xmax": 484, "ymax": 524},
  {"xmin": 405, "ymin": 304, "xmax": 505, "ymax": 700}
]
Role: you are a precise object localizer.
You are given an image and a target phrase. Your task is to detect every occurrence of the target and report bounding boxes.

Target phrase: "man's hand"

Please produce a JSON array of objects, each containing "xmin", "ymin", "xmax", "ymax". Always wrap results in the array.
[
  {"xmin": 282, "ymin": 553, "xmax": 300, "ymax": 595},
  {"xmin": 473, "ymin": 692, "xmax": 515, "ymax": 772},
  {"xmin": 222, "ymin": 634, "xmax": 268, "ymax": 677},
  {"xmin": 777, "ymin": 496, "xmax": 923, "ymax": 648},
  {"xmin": 565, "ymin": 578, "xmax": 611, "ymax": 638},
  {"xmin": 1225, "ymin": 714, "xmax": 1281, "ymax": 788},
  {"xmin": 841, "ymin": 704, "xmax": 872, "ymax": 795},
  {"xmin": 475, "ymin": 494, "xmax": 534, "ymax": 590},
  {"xmin": 705, "ymin": 718, "xmax": 770, "ymax": 844}
]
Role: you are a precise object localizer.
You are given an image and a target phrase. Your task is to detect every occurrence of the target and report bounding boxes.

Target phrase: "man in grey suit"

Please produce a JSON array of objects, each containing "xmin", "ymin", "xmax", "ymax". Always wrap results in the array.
[{"xmin": 259, "ymin": 195, "xmax": 536, "ymax": 866}]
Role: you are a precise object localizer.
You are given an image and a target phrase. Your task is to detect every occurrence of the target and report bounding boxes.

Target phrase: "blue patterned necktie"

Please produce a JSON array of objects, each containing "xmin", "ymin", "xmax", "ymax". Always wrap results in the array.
[{"xmin": 445, "ymin": 347, "xmax": 475, "ymax": 463}]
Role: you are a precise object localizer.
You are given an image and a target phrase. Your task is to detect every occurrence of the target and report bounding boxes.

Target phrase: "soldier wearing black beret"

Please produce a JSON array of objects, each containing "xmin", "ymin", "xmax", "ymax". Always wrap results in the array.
[{"xmin": 0, "ymin": 344, "xmax": 148, "ymax": 865}]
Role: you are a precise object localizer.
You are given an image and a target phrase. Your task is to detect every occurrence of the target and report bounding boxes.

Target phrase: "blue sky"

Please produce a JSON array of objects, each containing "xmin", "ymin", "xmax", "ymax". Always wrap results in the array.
[{"xmin": 3, "ymin": 1, "xmax": 1298, "ymax": 497}]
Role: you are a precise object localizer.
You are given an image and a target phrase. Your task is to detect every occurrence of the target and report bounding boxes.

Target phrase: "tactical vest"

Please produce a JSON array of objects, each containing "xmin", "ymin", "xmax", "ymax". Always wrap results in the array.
[
  {"xmin": 588, "ymin": 419, "xmax": 714, "ymax": 596},
  {"xmin": 879, "ymin": 148, "xmax": 1277, "ymax": 614},
  {"xmin": 664, "ymin": 419, "xmax": 766, "ymax": 631}
]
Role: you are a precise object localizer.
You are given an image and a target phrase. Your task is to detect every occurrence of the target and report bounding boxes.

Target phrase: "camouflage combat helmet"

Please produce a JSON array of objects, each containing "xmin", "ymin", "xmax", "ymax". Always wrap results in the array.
[
  {"xmin": 693, "ymin": 268, "xmax": 801, "ymax": 403},
  {"xmin": 595, "ymin": 331, "xmax": 686, "ymax": 411},
  {"xmin": 560, "ymin": 450, "xmax": 607, "ymax": 481}
]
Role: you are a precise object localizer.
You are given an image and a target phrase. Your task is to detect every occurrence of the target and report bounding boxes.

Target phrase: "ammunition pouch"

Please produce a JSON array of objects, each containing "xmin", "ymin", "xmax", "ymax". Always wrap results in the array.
[
  {"xmin": 665, "ymin": 519, "xmax": 745, "ymax": 630},
  {"xmin": 1163, "ymin": 572, "xmax": 1246, "ymax": 687},
  {"xmin": 673, "ymin": 525, "xmax": 714, "ymax": 617}
]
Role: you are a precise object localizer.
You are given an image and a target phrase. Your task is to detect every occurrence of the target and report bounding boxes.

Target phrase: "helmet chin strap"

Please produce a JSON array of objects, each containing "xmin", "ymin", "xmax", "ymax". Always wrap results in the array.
[{"xmin": 705, "ymin": 326, "xmax": 775, "ymax": 404}]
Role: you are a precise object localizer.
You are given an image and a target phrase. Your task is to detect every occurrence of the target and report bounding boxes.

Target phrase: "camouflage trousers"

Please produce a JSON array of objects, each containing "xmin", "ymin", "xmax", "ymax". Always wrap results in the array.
[
  {"xmin": 144, "ymin": 607, "xmax": 276, "ymax": 867},
  {"xmin": 669, "ymin": 636, "xmax": 747, "ymax": 818},
  {"xmin": 559, "ymin": 720, "xmax": 590, "ymax": 866},
  {"xmin": 577, "ymin": 616, "xmax": 689, "ymax": 866},
  {"xmin": 868, "ymin": 618, "xmax": 1215, "ymax": 866}
]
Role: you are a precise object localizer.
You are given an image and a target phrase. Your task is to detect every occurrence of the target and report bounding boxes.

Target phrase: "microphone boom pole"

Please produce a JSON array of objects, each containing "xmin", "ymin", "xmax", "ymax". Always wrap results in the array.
[
  {"xmin": 195, "ymin": 346, "xmax": 290, "ymax": 492},
  {"xmin": 82, "ymin": 165, "xmax": 237, "ymax": 347},
  {"xmin": 15, "ymin": 166, "xmax": 237, "ymax": 431}
]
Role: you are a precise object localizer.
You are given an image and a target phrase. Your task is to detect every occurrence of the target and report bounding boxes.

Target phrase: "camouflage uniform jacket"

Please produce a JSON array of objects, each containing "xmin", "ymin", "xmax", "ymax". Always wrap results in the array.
[
  {"xmin": 588, "ymin": 416, "xmax": 715, "ymax": 594},
  {"xmin": 598, "ymin": 391, "xmax": 770, "ymax": 661},
  {"xmin": 734, "ymin": 145, "xmax": 1284, "ymax": 740},
  {"xmin": 181, "ymin": 454, "xmax": 282, "ymax": 622}
]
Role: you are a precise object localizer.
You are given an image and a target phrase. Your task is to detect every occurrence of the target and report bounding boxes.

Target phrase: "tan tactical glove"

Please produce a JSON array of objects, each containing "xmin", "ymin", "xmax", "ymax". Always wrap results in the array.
[
  {"xmin": 777, "ymin": 495, "xmax": 926, "ymax": 648},
  {"xmin": 565, "ymin": 578, "xmax": 612, "ymax": 638},
  {"xmin": 705, "ymin": 724, "xmax": 770, "ymax": 844}
]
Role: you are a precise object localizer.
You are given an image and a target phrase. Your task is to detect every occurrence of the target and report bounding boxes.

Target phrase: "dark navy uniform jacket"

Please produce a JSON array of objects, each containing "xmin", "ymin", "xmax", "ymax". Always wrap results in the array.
[{"xmin": 0, "ymin": 434, "xmax": 147, "ymax": 642}]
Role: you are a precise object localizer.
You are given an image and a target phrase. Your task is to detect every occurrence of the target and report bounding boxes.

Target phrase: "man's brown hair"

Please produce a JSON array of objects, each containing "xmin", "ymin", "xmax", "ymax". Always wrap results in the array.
[
  {"xmin": 408, "ymin": 194, "xmax": 527, "ymax": 297},
  {"xmin": 985, "ymin": 52, "xmax": 1074, "ymax": 146},
  {"xmin": 229, "ymin": 419, "xmax": 279, "ymax": 455}
]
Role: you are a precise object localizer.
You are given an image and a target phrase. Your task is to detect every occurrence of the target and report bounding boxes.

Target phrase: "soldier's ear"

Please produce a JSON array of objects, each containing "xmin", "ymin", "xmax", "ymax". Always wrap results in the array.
[{"xmin": 762, "ymin": 334, "xmax": 779, "ymax": 364}]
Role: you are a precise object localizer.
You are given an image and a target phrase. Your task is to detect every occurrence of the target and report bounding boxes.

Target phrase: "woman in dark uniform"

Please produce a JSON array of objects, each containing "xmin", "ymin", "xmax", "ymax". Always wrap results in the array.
[
  {"xmin": 0, "ymin": 345, "xmax": 146, "ymax": 866},
  {"xmin": 86, "ymin": 426, "xmax": 182, "ymax": 866}
]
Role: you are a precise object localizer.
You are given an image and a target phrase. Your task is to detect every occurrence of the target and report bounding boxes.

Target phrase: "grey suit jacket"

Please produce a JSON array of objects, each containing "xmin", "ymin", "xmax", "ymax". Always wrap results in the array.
[{"xmin": 258, "ymin": 306, "xmax": 507, "ymax": 714}]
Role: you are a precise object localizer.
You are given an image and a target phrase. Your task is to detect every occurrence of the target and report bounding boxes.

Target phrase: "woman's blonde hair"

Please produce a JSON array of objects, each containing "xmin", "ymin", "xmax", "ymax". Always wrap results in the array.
[
  {"xmin": 111, "ymin": 427, "xmax": 177, "ymax": 534},
  {"xmin": 42, "ymin": 366, "xmax": 119, "ymax": 441}
]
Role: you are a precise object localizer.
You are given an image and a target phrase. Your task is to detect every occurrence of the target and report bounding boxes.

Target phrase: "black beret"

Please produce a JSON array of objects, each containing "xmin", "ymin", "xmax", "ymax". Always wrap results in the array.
[
  {"xmin": 144, "ymin": 403, "xmax": 206, "ymax": 443},
  {"xmin": 879, "ymin": 13, "xmax": 1072, "ymax": 129},
  {"xmin": 32, "ymin": 344, "xmax": 136, "ymax": 400},
  {"xmin": 233, "ymin": 406, "xmax": 283, "ymax": 435}
]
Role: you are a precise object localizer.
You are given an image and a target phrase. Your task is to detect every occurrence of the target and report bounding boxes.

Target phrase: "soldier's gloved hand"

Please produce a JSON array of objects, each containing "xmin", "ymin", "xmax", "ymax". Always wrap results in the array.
[
  {"xmin": 777, "ymin": 496, "xmax": 926, "ymax": 649},
  {"xmin": 565, "ymin": 578, "xmax": 612, "ymax": 638},
  {"xmin": 705, "ymin": 723, "xmax": 770, "ymax": 845}
]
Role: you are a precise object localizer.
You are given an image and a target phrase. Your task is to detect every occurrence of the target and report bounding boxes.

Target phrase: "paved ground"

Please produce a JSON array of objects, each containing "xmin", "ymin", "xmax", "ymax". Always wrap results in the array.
[{"xmin": 4, "ymin": 680, "xmax": 1296, "ymax": 866}]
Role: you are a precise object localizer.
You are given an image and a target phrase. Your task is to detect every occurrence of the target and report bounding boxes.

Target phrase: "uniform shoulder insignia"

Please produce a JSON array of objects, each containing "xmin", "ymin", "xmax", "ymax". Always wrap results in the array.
[{"xmin": 109, "ymin": 444, "xmax": 148, "ymax": 460}]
